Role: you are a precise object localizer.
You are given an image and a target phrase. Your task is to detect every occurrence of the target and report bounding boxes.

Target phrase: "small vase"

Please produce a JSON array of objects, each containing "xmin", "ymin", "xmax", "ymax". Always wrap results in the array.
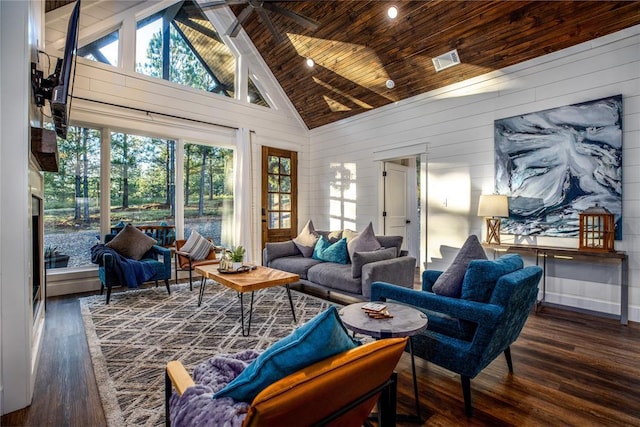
[{"xmin": 232, "ymin": 261, "xmax": 243, "ymax": 271}]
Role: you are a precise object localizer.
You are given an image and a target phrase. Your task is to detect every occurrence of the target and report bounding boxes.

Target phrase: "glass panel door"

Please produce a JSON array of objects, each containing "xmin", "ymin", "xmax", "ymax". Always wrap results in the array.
[{"xmin": 262, "ymin": 146, "xmax": 297, "ymax": 247}]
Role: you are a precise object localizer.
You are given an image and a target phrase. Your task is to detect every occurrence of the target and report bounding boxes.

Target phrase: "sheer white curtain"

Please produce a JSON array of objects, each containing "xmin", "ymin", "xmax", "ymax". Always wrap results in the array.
[{"xmin": 233, "ymin": 127, "xmax": 253, "ymax": 262}]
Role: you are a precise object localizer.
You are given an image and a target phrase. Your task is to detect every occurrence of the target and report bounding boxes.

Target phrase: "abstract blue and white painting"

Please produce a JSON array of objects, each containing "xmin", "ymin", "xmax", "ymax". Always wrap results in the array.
[{"xmin": 494, "ymin": 95, "xmax": 622, "ymax": 239}]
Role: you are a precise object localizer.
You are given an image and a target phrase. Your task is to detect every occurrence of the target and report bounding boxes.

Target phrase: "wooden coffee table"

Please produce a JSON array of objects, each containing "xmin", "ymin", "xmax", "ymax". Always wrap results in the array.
[{"xmin": 195, "ymin": 265, "xmax": 300, "ymax": 336}]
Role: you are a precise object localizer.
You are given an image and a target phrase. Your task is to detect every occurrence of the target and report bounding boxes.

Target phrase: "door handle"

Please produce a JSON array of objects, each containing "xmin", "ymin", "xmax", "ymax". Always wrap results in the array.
[{"xmin": 406, "ymin": 219, "xmax": 411, "ymax": 224}]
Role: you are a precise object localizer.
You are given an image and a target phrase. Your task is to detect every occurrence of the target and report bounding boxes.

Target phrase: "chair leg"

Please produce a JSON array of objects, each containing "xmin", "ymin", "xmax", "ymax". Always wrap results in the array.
[
  {"xmin": 165, "ymin": 368, "xmax": 172, "ymax": 427},
  {"xmin": 106, "ymin": 285, "xmax": 112, "ymax": 304},
  {"xmin": 174, "ymin": 254, "xmax": 179, "ymax": 285},
  {"xmin": 155, "ymin": 280, "xmax": 159, "ymax": 288},
  {"xmin": 100, "ymin": 282, "xmax": 104, "ymax": 295},
  {"xmin": 504, "ymin": 346, "xmax": 514, "ymax": 373},
  {"xmin": 377, "ymin": 372, "xmax": 397, "ymax": 426},
  {"xmin": 461, "ymin": 375, "xmax": 473, "ymax": 417},
  {"xmin": 165, "ymin": 278, "xmax": 171, "ymax": 295},
  {"xmin": 189, "ymin": 269, "xmax": 193, "ymax": 291}
]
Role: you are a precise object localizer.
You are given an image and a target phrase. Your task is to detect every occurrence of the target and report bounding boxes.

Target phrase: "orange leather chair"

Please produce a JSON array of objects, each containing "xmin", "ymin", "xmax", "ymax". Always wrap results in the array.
[
  {"xmin": 165, "ymin": 337, "xmax": 408, "ymax": 426},
  {"xmin": 174, "ymin": 239, "xmax": 220, "ymax": 290}
]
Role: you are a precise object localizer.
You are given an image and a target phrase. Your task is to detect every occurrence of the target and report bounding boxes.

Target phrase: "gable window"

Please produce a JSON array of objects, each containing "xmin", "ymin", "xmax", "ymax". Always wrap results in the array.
[
  {"xmin": 135, "ymin": 0, "xmax": 235, "ymax": 97},
  {"xmin": 248, "ymin": 75, "xmax": 269, "ymax": 107},
  {"xmin": 78, "ymin": 29, "xmax": 119, "ymax": 66}
]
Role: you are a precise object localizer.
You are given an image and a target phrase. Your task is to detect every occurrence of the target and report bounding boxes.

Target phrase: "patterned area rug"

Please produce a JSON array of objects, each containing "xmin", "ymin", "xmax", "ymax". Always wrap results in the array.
[{"xmin": 80, "ymin": 281, "xmax": 338, "ymax": 426}]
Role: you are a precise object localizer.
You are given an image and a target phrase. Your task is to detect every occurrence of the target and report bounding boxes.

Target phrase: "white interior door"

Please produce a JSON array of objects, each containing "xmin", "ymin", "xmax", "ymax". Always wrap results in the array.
[{"xmin": 383, "ymin": 162, "xmax": 409, "ymax": 251}]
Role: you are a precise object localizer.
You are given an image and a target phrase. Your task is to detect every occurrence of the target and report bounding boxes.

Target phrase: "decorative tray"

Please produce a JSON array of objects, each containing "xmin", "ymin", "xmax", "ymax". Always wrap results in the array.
[{"xmin": 217, "ymin": 265, "xmax": 256, "ymax": 274}]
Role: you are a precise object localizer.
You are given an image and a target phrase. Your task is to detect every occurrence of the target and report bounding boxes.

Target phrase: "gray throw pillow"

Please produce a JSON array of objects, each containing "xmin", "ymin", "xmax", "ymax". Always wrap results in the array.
[
  {"xmin": 351, "ymin": 247, "xmax": 397, "ymax": 278},
  {"xmin": 432, "ymin": 234, "xmax": 487, "ymax": 298},
  {"xmin": 293, "ymin": 219, "xmax": 319, "ymax": 258},
  {"xmin": 347, "ymin": 222, "xmax": 382, "ymax": 262},
  {"xmin": 106, "ymin": 224, "xmax": 157, "ymax": 261}
]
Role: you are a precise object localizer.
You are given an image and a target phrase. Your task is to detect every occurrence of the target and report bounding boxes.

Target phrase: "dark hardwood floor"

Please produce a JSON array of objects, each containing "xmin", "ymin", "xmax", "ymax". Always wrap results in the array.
[{"xmin": 2, "ymin": 287, "xmax": 639, "ymax": 426}]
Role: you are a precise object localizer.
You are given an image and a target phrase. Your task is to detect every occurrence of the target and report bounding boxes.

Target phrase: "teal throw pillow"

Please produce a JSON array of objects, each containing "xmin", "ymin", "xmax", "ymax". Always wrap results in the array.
[
  {"xmin": 460, "ymin": 254, "xmax": 523, "ymax": 303},
  {"xmin": 213, "ymin": 306, "xmax": 360, "ymax": 402},
  {"xmin": 312, "ymin": 236, "xmax": 349, "ymax": 264}
]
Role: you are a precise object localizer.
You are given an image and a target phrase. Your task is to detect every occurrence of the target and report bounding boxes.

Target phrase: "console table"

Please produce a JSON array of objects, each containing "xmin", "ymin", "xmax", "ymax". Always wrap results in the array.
[{"xmin": 483, "ymin": 244, "xmax": 628, "ymax": 325}]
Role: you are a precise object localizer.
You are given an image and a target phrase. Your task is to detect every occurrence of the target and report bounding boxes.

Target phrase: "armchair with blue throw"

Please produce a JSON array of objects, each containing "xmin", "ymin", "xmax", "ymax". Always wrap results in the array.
[
  {"xmin": 371, "ymin": 253, "xmax": 543, "ymax": 417},
  {"xmin": 92, "ymin": 224, "xmax": 172, "ymax": 304}
]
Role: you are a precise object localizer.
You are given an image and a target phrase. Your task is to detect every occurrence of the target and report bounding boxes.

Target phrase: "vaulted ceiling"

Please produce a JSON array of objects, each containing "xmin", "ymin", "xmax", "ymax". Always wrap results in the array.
[{"xmin": 46, "ymin": 1, "xmax": 640, "ymax": 129}]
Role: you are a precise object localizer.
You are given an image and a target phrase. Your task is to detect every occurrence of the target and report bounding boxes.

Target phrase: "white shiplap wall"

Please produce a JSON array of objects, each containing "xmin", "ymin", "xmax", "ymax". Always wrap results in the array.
[{"xmin": 309, "ymin": 25, "xmax": 640, "ymax": 323}]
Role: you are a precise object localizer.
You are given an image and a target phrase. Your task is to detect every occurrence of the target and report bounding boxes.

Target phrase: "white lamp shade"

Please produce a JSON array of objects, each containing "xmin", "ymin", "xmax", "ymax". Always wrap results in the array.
[{"xmin": 478, "ymin": 194, "xmax": 509, "ymax": 217}]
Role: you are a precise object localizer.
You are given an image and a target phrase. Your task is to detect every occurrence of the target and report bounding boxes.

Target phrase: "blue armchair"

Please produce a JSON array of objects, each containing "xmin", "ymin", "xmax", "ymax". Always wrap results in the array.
[
  {"xmin": 97, "ymin": 233, "xmax": 172, "ymax": 304},
  {"xmin": 371, "ymin": 254, "xmax": 542, "ymax": 417}
]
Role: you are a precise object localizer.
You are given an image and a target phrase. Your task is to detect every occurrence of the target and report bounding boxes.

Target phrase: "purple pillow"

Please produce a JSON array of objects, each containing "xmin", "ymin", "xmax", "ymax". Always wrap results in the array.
[{"xmin": 432, "ymin": 235, "xmax": 487, "ymax": 298}]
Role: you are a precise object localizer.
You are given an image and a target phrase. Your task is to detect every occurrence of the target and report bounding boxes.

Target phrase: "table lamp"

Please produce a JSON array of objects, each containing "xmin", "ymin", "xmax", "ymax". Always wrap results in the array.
[{"xmin": 478, "ymin": 194, "xmax": 508, "ymax": 245}]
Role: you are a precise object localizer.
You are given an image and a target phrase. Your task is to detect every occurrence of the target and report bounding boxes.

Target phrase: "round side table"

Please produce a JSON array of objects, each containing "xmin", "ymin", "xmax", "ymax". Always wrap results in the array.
[{"xmin": 339, "ymin": 302, "xmax": 428, "ymax": 422}]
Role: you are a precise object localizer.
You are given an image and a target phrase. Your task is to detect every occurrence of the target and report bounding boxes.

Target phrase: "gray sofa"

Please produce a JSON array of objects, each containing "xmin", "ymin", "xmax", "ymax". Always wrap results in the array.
[{"xmin": 263, "ymin": 232, "xmax": 416, "ymax": 300}]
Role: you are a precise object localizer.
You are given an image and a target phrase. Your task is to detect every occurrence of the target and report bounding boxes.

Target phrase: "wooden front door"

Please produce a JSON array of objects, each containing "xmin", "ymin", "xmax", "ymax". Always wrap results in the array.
[{"xmin": 261, "ymin": 146, "xmax": 298, "ymax": 248}]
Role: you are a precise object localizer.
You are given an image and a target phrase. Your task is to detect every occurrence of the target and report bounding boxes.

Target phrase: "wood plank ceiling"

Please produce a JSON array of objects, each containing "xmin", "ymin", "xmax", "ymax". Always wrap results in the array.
[{"xmin": 47, "ymin": 1, "xmax": 640, "ymax": 129}]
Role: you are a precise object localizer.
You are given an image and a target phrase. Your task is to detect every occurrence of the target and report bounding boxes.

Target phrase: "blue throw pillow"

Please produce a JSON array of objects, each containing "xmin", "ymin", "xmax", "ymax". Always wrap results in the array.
[
  {"xmin": 213, "ymin": 306, "xmax": 360, "ymax": 402},
  {"xmin": 312, "ymin": 236, "xmax": 349, "ymax": 264},
  {"xmin": 460, "ymin": 254, "xmax": 524, "ymax": 303}
]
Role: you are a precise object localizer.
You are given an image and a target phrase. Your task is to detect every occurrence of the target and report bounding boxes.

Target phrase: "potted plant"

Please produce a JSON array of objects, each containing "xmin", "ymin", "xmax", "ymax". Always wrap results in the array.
[
  {"xmin": 230, "ymin": 245, "xmax": 245, "ymax": 271},
  {"xmin": 44, "ymin": 245, "xmax": 69, "ymax": 269}
]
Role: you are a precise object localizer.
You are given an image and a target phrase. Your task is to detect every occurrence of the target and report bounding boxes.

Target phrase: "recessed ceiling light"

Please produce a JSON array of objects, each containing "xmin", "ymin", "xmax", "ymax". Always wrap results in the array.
[
  {"xmin": 387, "ymin": 6, "xmax": 398, "ymax": 19},
  {"xmin": 306, "ymin": 58, "xmax": 315, "ymax": 67},
  {"xmin": 386, "ymin": 79, "xmax": 395, "ymax": 89}
]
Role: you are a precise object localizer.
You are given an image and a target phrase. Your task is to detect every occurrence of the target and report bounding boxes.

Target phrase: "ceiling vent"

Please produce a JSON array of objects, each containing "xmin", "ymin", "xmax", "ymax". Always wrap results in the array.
[{"xmin": 432, "ymin": 49, "xmax": 461, "ymax": 72}]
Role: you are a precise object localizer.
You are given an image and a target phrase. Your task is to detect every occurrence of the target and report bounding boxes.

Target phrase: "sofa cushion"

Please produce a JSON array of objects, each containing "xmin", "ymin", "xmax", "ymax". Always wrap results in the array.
[
  {"xmin": 264, "ymin": 241, "xmax": 301, "ymax": 265},
  {"xmin": 293, "ymin": 220, "xmax": 319, "ymax": 258},
  {"xmin": 106, "ymin": 224, "xmax": 157, "ymax": 261},
  {"xmin": 317, "ymin": 230, "xmax": 343, "ymax": 243},
  {"xmin": 312, "ymin": 237, "xmax": 349, "ymax": 264},
  {"xmin": 307, "ymin": 262, "xmax": 362, "ymax": 295},
  {"xmin": 432, "ymin": 235, "xmax": 487, "ymax": 298},
  {"xmin": 342, "ymin": 229, "xmax": 358, "ymax": 242},
  {"xmin": 214, "ymin": 306, "xmax": 360, "ymax": 402},
  {"xmin": 461, "ymin": 254, "xmax": 523, "ymax": 303},
  {"xmin": 347, "ymin": 223, "xmax": 382, "ymax": 262},
  {"xmin": 375, "ymin": 235, "xmax": 403, "ymax": 257},
  {"xmin": 269, "ymin": 256, "xmax": 322, "ymax": 280},
  {"xmin": 351, "ymin": 247, "xmax": 397, "ymax": 279}
]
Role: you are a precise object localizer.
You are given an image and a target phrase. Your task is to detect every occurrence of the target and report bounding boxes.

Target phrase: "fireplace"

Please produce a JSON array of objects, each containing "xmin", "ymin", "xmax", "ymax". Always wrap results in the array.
[{"xmin": 31, "ymin": 195, "xmax": 44, "ymax": 317}]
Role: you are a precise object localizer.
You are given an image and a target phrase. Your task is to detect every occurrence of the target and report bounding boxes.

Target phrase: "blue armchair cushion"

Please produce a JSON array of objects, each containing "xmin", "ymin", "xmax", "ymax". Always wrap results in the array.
[
  {"xmin": 461, "ymin": 254, "xmax": 523, "ymax": 303},
  {"xmin": 432, "ymin": 235, "xmax": 487, "ymax": 298},
  {"xmin": 312, "ymin": 237, "xmax": 349, "ymax": 264},
  {"xmin": 214, "ymin": 306, "xmax": 359, "ymax": 402},
  {"xmin": 105, "ymin": 224, "xmax": 157, "ymax": 260}
]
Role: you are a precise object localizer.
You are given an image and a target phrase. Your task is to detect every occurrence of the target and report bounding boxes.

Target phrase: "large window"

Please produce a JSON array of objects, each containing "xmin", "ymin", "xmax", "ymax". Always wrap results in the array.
[
  {"xmin": 43, "ymin": 126, "xmax": 101, "ymax": 268},
  {"xmin": 43, "ymin": 127, "xmax": 236, "ymax": 271},
  {"xmin": 184, "ymin": 142, "xmax": 234, "ymax": 247},
  {"xmin": 110, "ymin": 132, "xmax": 176, "ymax": 226}
]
